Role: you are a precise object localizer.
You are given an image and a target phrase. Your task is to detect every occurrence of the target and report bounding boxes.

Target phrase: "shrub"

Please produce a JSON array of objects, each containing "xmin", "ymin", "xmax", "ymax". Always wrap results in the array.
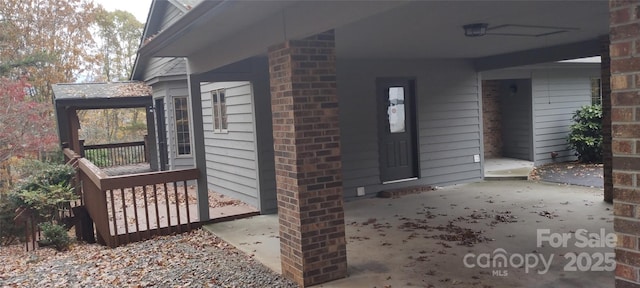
[
  {"xmin": 568, "ymin": 104, "xmax": 603, "ymax": 163},
  {"xmin": 10, "ymin": 162, "xmax": 75, "ymax": 195},
  {"xmin": 11, "ymin": 183, "xmax": 76, "ymax": 222},
  {"xmin": 38, "ymin": 222, "xmax": 72, "ymax": 251},
  {"xmin": 0, "ymin": 199, "xmax": 24, "ymax": 245},
  {"xmin": 2, "ymin": 161, "xmax": 77, "ymax": 247}
]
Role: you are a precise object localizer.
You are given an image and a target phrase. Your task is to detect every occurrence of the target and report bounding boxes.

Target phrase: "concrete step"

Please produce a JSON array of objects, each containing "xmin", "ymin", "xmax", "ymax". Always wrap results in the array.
[{"xmin": 484, "ymin": 167, "xmax": 532, "ymax": 181}]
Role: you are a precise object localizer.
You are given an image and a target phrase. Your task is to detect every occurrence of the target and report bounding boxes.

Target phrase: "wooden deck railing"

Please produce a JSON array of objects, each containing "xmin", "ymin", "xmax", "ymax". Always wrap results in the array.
[
  {"xmin": 63, "ymin": 148, "xmax": 200, "ymax": 248},
  {"xmin": 81, "ymin": 136, "xmax": 148, "ymax": 168}
]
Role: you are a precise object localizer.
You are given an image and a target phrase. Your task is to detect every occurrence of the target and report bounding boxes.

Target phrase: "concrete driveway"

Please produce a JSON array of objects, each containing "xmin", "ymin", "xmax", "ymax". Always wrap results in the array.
[{"xmin": 205, "ymin": 180, "xmax": 613, "ymax": 288}]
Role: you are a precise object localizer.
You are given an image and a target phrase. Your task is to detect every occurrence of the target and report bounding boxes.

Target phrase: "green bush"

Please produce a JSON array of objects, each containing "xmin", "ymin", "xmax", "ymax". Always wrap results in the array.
[
  {"xmin": 38, "ymin": 222, "xmax": 72, "ymax": 251},
  {"xmin": 568, "ymin": 104, "xmax": 603, "ymax": 163},
  {"xmin": 2, "ymin": 161, "xmax": 77, "ymax": 247},
  {"xmin": 0, "ymin": 200, "xmax": 24, "ymax": 245},
  {"xmin": 11, "ymin": 183, "xmax": 76, "ymax": 222},
  {"xmin": 11, "ymin": 162, "xmax": 75, "ymax": 194}
]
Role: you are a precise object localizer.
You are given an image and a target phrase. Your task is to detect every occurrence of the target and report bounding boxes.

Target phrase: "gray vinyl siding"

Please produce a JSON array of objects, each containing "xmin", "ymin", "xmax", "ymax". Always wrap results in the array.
[
  {"xmin": 153, "ymin": 81, "xmax": 194, "ymax": 170},
  {"xmin": 532, "ymin": 68, "xmax": 598, "ymax": 165},
  {"xmin": 338, "ymin": 59, "xmax": 482, "ymax": 198},
  {"xmin": 500, "ymin": 79, "xmax": 533, "ymax": 161},
  {"xmin": 200, "ymin": 82, "xmax": 260, "ymax": 208},
  {"xmin": 159, "ymin": 3, "xmax": 185, "ymax": 31},
  {"xmin": 139, "ymin": 3, "xmax": 188, "ymax": 82},
  {"xmin": 143, "ymin": 58, "xmax": 175, "ymax": 82}
]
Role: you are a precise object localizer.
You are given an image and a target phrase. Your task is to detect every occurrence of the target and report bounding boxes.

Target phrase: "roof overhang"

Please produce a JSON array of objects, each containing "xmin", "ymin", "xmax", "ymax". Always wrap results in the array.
[{"xmin": 139, "ymin": 1, "xmax": 609, "ymax": 75}]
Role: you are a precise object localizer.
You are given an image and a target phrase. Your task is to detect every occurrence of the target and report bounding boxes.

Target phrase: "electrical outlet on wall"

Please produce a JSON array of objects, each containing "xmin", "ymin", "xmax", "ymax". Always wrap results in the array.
[
  {"xmin": 473, "ymin": 154, "xmax": 481, "ymax": 163},
  {"xmin": 356, "ymin": 187, "xmax": 365, "ymax": 196}
]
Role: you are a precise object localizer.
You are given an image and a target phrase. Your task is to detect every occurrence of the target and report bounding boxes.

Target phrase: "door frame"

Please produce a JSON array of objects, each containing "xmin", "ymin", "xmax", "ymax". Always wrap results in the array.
[
  {"xmin": 376, "ymin": 77, "xmax": 420, "ymax": 183},
  {"xmin": 154, "ymin": 98, "xmax": 169, "ymax": 171}
]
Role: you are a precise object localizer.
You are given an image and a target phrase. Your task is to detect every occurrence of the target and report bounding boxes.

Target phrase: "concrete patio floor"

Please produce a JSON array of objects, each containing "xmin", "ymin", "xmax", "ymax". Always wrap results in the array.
[{"xmin": 205, "ymin": 180, "xmax": 613, "ymax": 288}]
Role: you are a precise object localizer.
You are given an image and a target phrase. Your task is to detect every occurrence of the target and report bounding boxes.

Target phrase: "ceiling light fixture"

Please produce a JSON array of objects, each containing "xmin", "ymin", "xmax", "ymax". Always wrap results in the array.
[{"xmin": 463, "ymin": 23, "xmax": 488, "ymax": 37}]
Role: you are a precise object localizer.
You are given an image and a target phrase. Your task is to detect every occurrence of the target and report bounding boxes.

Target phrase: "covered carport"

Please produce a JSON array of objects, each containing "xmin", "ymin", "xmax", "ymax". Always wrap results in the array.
[{"xmin": 135, "ymin": 1, "xmax": 639, "ymax": 287}]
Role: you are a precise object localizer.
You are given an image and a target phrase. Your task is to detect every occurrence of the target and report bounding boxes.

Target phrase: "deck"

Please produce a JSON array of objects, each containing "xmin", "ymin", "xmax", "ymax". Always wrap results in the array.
[{"xmin": 19, "ymin": 148, "xmax": 259, "ymax": 250}]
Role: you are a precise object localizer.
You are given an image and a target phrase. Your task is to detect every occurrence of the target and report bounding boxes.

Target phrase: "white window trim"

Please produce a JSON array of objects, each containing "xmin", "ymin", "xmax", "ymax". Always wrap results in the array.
[
  {"xmin": 211, "ymin": 89, "xmax": 228, "ymax": 134},
  {"xmin": 173, "ymin": 96, "xmax": 192, "ymax": 157}
]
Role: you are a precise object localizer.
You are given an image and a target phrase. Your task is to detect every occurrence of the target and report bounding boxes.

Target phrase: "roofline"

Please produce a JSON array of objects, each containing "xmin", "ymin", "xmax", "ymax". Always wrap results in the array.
[
  {"xmin": 131, "ymin": 0, "xmax": 159, "ymax": 80},
  {"xmin": 137, "ymin": 0, "xmax": 225, "ymax": 60}
]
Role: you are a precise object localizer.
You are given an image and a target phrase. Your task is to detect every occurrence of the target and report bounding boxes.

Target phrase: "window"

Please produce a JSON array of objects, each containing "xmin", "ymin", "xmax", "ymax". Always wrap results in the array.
[
  {"xmin": 591, "ymin": 78, "xmax": 602, "ymax": 105},
  {"xmin": 211, "ymin": 89, "xmax": 227, "ymax": 133},
  {"xmin": 174, "ymin": 97, "xmax": 191, "ymax": 155},
  {"xmin": 387, "ymin": 87, "xmax": 405, "ymax": 133}
]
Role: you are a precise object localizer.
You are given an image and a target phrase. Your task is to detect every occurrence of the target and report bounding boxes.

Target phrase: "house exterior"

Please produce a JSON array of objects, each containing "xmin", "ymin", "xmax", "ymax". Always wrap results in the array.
[
  {"xmin": 131, "ymin": 0, "xmax": 202, "ymax": 172},
  {"xmin": 129, "ymin": 1, "xmax": 640, "ymax": 287},
  {"xmin": 481, "ymin": 61, "xmax": 602, "ymax": 165}
]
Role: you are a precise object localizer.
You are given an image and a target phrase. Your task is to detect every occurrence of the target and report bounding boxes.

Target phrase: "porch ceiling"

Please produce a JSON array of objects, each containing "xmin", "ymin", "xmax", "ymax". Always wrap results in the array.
[
  {"xmin": 142, "ymin": 0, "xmax": 608, "ymax": 74},
  {"xmin": 335, "ymin": 1, "xmax": 608, "ymax": 59}
]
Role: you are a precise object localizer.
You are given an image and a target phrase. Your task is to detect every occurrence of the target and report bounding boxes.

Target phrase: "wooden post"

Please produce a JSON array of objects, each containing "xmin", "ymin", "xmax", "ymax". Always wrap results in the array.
[
  {"xmin": 72, "ymin": 206, "xmax": 95, "ymax": 243},
  {"xmin": 187, "ymin": 63, "xmax": 210, "ymax": 222}
]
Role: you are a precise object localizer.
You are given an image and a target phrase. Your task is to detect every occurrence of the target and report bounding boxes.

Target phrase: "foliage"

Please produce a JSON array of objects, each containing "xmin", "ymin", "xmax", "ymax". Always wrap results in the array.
[
  {"xmin": 0, "ymin": 77, "xmax": 59, "ymax": 164},
  {"xmin": 0, "ymin": 198, "xmax": 24, "ymax": 245},
  {"xmin": 79, "ymin": 8, "xmax": 146, "ymax": 145},
  {"xmin": 9, "ymin": 161, "xmax": 76, "ymax": 223},
  {"xmin": 84, "ymin": 149, "xmax": 111, "ymax": 167},
  {"xmin": 568, "ymin": 105, "xmax": 603, "ymax": 163},
  {"xmin": 0, "ymin": 0, "xmax": 99, "ymax": 102},
  {"xmin": 92, "ymin": 8, "xmax": 143, "ymax": 82},
  {"xmin": 11, "ymin": 183, "xmax": 76, "ymax": 222},
  {"xmin": 38, "ymin": 222, "xmax": 72, "ymax": 251},
  {"xmin": 79, "ymin": 108, "xmax": 148, "ymax": 144},
  {"xmin": 12, "ymin": 161, "xmax": 75, "ymax": 192}
]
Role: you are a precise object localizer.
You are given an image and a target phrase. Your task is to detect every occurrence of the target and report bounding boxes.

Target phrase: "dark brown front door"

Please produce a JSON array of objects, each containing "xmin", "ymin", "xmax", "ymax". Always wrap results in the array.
[{"xmin": 377, "ymin": 78, "xmax": 419, "ymax": 182}]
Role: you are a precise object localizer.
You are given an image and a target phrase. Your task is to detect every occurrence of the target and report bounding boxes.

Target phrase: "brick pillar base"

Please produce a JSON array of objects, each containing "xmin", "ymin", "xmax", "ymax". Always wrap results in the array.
[
  {"xmin": 268, "ymin": 30, "xmax": 348, "ymax": 287},
  {"xmin": 610, "ymin": 1, "xmax": 640, "ymax": 287}
]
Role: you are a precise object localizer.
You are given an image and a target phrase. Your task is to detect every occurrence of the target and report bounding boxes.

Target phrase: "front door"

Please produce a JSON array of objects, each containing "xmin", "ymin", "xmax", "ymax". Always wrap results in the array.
[
  {"xmin": 155, "ymin": 98, "xmax": 169, "ymax": 171},
  {"xmin": 377, "ymin": 78, "xmax": 419, "ymax": 183}
]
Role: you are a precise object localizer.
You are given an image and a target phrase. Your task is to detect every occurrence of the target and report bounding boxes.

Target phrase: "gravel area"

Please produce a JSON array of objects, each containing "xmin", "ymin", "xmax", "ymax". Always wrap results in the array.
[{"xmin": 0, "ymin": 229, "xmax": 297, "ymax": 288}]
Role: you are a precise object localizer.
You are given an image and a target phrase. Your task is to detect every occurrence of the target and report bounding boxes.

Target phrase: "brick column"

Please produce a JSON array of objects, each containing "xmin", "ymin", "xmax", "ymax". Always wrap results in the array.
[
  {"xmin": 482, "ymin": 80, "xmax": 503, "ymax": 159},
  {"xmin": 602, "ymin": 35, "xmax": 613, "ymax": 203},
  {"xmin": 611, "ymin": 1, "xmax": 640, "ymax": 287},
  {"xmin": 268, "ymin": 30, "xmax": 348, "ymax": 287}
]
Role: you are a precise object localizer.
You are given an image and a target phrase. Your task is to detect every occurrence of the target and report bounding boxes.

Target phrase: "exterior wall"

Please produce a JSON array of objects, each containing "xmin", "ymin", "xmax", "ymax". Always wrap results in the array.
[
  {"xmin": 143, "ymin": 58, "xmax": 176, "ymax": 82},
  {"xmin": 152, "ymin": 80, "xmax": 194, "ymax": 170},
  {"xmin": 200, "ymin": 81, "xmax": 260, "ymax": 208},
  {"xmin": 159, "ymin": 2, "xmax": 185, "ymax": 31},
  {"xmin": 482, "ymin": 64, "xmax": 600, "ymax": 165},
  {"xmin": 610, "ymin": 2, "xmax": 640, "ymax": 287},
  {"xmin": 482, "ymin": 80, "xmax": 503, "ymax": 158},
  {"xmin": 337, "ymin": 59, "xmax": 482, "ymax": 198},
  {"xmin": 500, "ymin": 79, "xmax": 533, "ymax": 161},
  {"xmin": 532, "ymin": 68, "xmax": 600, "ymax": 165}
]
